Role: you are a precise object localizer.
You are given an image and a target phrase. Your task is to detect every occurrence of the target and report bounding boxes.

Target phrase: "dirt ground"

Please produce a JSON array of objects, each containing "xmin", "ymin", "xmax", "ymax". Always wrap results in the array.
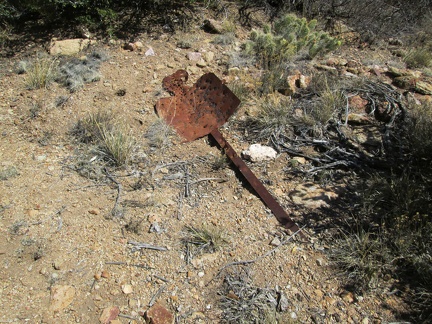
[{"xmin": 0, "ymin": 25, "xmax": 411, "ymax": 323}]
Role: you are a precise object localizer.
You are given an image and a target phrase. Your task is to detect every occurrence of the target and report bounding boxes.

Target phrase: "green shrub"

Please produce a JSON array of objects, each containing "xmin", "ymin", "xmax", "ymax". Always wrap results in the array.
[{"xmin": 244, "ymin": 14, "xmax": 341, "ymax": 68}]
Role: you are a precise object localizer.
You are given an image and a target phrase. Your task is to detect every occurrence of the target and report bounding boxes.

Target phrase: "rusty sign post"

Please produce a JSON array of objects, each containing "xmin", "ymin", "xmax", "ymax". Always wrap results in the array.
[{"xmin": 155, "ymin": 70, "xmax": 305, "ymax": 238}]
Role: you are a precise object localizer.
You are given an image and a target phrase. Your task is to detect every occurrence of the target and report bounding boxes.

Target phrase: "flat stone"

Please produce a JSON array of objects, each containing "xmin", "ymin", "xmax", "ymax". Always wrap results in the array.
[
  {"xmin": 122, "ymin": 284, "xmax": 133, "ymax": 294},
  {"xmin": 196, "ymin": 59, "xmax": 207, "ymax": 68},
  {"xmin": 187, "ymin": 52, "xmax": 202, "ymax": 61},
  {"xmin": 49, "ymin": 38, "xmax": 91, "ymax": 56},
  {"xmin": 49, "ymin": 285, "xmax": 76, "ymax": 312},
  {"xmin": 99, "ymin": 306, "xmax": 120, "ymax": 324},
  {"xmin": 145, "ymin": 303, "xmax": 174, "ymax": 324}
]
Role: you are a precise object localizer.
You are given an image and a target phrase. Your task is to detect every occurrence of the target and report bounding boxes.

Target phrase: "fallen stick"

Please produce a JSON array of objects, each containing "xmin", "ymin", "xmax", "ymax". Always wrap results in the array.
[{"xmin": 128, "ymin": 241, "xmax": 167, "ymax": 252}]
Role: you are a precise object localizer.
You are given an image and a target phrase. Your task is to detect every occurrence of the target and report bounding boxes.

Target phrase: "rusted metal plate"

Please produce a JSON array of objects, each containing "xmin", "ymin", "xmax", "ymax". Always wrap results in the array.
[
  {"xmin": 155, "ymin": 69, "xmax": 240, "ymax": 142},
  {"xmin": 155, "ymin": 70, "xmax": 305, "ymax": 238}
]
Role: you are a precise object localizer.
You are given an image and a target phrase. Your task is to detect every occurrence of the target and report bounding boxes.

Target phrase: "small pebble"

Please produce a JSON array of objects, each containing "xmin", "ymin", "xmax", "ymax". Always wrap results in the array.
[
  {"xmin": 88, "ymin": 208, "xmax": 100, "ymax": 215},
  {"xmin": 122, "ymin": 284, "xmax": 133, "ymax": 294}
]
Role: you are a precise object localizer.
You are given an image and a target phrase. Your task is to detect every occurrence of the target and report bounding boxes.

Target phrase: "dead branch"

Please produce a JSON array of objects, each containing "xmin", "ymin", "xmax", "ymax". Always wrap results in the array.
[
  {"xmin": 128, "ymin": 241, "xmax": 168, "ymax": 252},
  {"xmin": 104, "ymin": 168, "xmax": 122, "ymax": 216}
]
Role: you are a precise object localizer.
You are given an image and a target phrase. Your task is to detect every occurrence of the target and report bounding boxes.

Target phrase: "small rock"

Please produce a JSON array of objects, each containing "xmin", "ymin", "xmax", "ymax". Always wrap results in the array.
[
  {"xmin": 292, "ymin": 157, "xmax": 306, "ymax": 165},
  {"xmin": 53, "ymin": 260, "xmax": 63, "ymax": 270},
  {"xmin": 145, "ymin": 47, "xmax": 155, "ymax": 56},
  {"xmin": 109, "ymin": 320, "xmax": 122, "ymax": 324},
  {"xmin": 122, "ymin": 284, "xmax": 133, "ymax": 294},
  {"xmin": 124, "ymin": 43, "xmax": 137, "ymax": 51},
  {"xmin": 196, "ymin": 59, "xmax": 207, "ymax": 68},
  {"xmin": 314, "ymin": 289, "xmax": 324, "ymax": 299},
  {"xmin": 50, "ymin": 38, "xmax": 91, "ymax": 55},
  {"xmin": 349, "ymin": 95, "xmax": 368, "ymax": 111},
  {"xmin": 0, "ymin": 166, "xmax": 19, "ymax": 180},
  {"xmin": 415, "ymin": 80, "xmax": 432, "ymax": 95},
  {"xmin": 49, "ymin": 285, "xmax": 76, "ymax": 312},
  {"xmin": 270, "ymin": 237, "xmax": 281, "ymax": 246},
  {"xmin": 145, "ymin": 303, "xmax": 174, "ymax": 324},
  {"xmin": 278, "ymin": 293, "xmax": 289, "ymax": 312},
  {"xmin": 149, "ymin": 222, "xmax": 162, "ymax": 234},
  {"xmin": 94, "ymin": 273, "xmax": 101, "ymax": 280},
  {"xmin": 101, "ymin": 270, "xmax": 110, "ymax": 278},
  {"xmin": 340, "ymin": 290, "xmax": 355, "ymax": 303},
  {"xmin": 316, "ymin": 258, "xmax": 324, "ymax": 266},
  {"xmin": 187, "ymin": 52, "xmax": 202, "ymax": 61},
  {"xmin": 203, "ymin": 51, "xmax": 215, "ymax": 63},
  {"xmin": 242, "ymin": 144, "xmax": 277, "ymax": 162},
  {"xmin": 99, "ymin": 306, "xmax": 120, "ymax": 324},
  {"xmin": 228, "ymin": 67, "xmax": 240, "ymax": 76},
  {"xmin": 203, "ymin": 19, "xmax": 223, "ymax": 34},
  {"xmin": 88, "ymin": 208, "xmax": 100, "ymax": 215}
]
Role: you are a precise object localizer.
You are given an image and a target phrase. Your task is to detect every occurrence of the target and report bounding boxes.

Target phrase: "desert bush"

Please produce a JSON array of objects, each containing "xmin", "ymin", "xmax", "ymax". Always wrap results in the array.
[
  {"xmin": 57, "ymin": 51, "xmax": 107, "ymax": 92},
  {"xmin": 314, "ymin": 85, "xmax": 345, "ymax": 126},
  {"xmin": 219, "ymin": 269, "xmax": 286, "ymax": 324},
  {"xmin": 1, "ymin": 0, "xmax": 199, "ymax": 37},
  {"xmin": 227, "ymin": 80, "xmax": 251, "ymax": 105},
  {"xmin": 244, "ymin": 14, "xmax": 341, "ymax": 69},
  {"xmin": 71, "ymin": 110, "xmax": 114, "ymax": 144},
  {"xmin": 212, "ymin": 32, "xmax": 236, "ymax": 46}
]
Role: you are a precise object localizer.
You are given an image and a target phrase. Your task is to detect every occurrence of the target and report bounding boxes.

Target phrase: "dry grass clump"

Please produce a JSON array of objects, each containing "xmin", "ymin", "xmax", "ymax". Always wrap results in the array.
[
  {"xmin": 99, "ymin": 125, "xmax": 135, "ymax": 166},
  {"xmin": 330, "ymin": 229, "xmax": 391, "ymax": 291},
  {"xmin": 24, "ymin": 55, "xmax": 59, "ymax": 89},
  {"xmin": 407, "ymin": 101, "xmax": 432, "ymax": 160},
  {"xmin": 240, "ymin": 95, "xmax": 293, "ymax": 141},
  {"xmin": 71, "ymin": 110, "xmax": 135, "ymax": 166},
  {"xmin": 145, "ymin": 118, "xmax": 176, "ymax": 149},
  {"xmin": 219, "ymin": 270, "xmax": 288, "ymax": 323},
  {"xmin": 404, "ymin": 47, "xmax": 432, "ymax": 68},
  {"xmin": 227, "ymin": 80, "xmax": 251, "ymax": 105},
  {"xmin": 183, "ymin": 224, "xmax": 227, "ymax": 256}
]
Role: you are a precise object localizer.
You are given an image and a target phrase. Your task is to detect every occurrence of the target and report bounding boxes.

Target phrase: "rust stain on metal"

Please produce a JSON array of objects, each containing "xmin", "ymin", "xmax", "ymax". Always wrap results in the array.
[{"xmin": 155, "ymin": 70, "xmax": 305, "ymax": 237}]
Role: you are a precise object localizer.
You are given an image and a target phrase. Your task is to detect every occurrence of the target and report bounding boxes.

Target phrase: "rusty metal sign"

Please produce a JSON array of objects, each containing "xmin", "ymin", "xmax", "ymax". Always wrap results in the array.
[{"xmin": 155, "ymin": 70, "xmax": 305, "ymax": 238}]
